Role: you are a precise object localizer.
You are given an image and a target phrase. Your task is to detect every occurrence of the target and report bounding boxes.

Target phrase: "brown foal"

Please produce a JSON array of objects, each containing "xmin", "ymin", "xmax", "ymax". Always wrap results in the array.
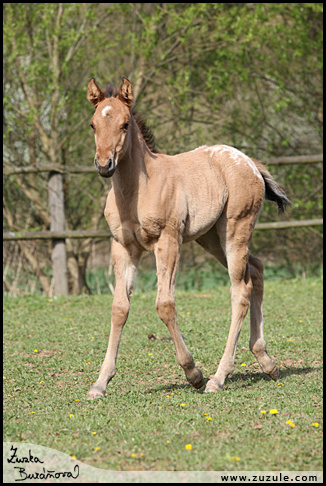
[{"xmin": 87, "ymin": 77, "xmax": 291, "ymax": 399}]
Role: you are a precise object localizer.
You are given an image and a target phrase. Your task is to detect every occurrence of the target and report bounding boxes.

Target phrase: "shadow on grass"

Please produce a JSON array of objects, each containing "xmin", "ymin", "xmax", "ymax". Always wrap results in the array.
[
  {"xmin": 143, "ymin": 365, "xmax": 322, "ymax": 394},
  {"xmin": 225, "ymin": 365, "xmax": 321, "ymax": 388}
]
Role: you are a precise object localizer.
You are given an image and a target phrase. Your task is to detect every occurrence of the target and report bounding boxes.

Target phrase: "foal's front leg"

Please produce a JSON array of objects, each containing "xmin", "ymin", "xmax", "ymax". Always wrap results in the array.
[
  {"xmin": 154, "ymin": 233, "xmax": 204, "ymax": 389},
  {"xmin": 88, "ymin": 240, "xmax": 141, "ymax": 399}
]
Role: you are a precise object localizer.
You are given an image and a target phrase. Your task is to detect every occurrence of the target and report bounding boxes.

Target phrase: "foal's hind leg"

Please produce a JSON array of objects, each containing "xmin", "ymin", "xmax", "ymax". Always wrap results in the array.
[
  {"xmin": 205, "ymin": 218, "xmax": 254, "ymax": 392},
  {"xmin": 249, "ymin": 254, "xmax": 279, "ymax": 380},
  {"xmin": 154, "ymin": 232, "xmax": 204, "ymax": 389}
]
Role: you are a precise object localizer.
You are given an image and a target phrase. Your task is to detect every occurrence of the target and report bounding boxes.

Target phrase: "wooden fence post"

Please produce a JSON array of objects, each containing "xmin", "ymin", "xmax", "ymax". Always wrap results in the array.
[{"xmin": 48, "ymin": 171, "xmax": 69, "ymax": 296}]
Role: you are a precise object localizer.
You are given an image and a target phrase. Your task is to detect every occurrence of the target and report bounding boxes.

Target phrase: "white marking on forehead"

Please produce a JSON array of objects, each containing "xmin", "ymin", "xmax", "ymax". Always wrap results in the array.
[
  {"xmin": 101, "ymin": 105, "xmax": 112, "ymax": 117},
  {"xmin": 204, "ymin": 145, "xmax": 262, "ymax": 179}
]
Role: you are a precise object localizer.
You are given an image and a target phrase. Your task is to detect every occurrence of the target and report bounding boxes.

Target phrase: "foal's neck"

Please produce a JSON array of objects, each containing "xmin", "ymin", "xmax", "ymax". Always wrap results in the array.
[{"xmin": 112, "ymin": 115, "xmax": 151, "ymax": 193}]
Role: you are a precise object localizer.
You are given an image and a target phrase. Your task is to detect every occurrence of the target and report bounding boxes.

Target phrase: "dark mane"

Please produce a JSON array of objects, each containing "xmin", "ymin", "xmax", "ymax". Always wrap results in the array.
[{"xmin": 103, "ymin": 83, "xmax": 159, "ymax": 153}]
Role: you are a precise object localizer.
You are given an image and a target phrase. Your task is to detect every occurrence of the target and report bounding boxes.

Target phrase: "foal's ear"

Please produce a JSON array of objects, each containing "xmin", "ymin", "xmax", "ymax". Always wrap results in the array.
[
  {"xmin": 117, "ymin": 77, "xmax": 133, "ymax": 108},
  {"xmin": 87, "ymin": 78, "xmax": 106, "ymax": 107}
]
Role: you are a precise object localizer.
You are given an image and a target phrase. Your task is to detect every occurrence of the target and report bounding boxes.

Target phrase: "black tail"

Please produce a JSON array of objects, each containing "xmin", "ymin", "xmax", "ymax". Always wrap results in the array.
[{"xmin": 253, "ymin": 159, "xmax": 292, "ymax": 213}]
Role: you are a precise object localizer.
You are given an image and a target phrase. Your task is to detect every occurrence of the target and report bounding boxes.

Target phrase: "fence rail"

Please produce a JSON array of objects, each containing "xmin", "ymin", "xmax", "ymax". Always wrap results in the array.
[
  {"xmin": 3, "ymin": 218, "xmax": 324, "ymax": 241},
  {"xmin": 2, "ymin": 153, "xmax": 323, "ymax": 176}
]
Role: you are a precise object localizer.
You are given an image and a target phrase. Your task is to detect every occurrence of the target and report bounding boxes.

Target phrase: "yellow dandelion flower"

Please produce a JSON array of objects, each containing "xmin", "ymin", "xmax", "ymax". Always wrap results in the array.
[
  {"xmin": 131, "ymin": 453, "xmax": 137, "ymax": 458},
  {"xmin": 71, "ymin": 455, "xmax": 76, "ymax": 460},
  {"xmin": 277, "ymin": 383, "xmax": 284, "ymax": 386},
  {"xmin": 203, "ymin": 413, "xmax": 208, "ymax": 416},
  {"xmin": 40, "ymin": 381, "xmax": 44, "ymax": 384},
  {"xmin": 312, "ymin": 422, "xmax": 319, "ymax": 427},
  {"xmin": 91, "ymin": 336, "xmax": 94, "ymax": 339},
  {"xmin": 260, "ymin": 410, "xmax": 267, "ymax": 414},
  {"xmin": 269, "ymin": 409, "xmax": 279, "ymax": 414},
  {"xmin": 206, "ymin": 416, "xmax": 212, "ymax": 421},
  {"xmin": 287, "ymin": 339, "xmax": 293, "ymax": 342},
  {"xmin": 8, "ymin": 394, "xmax": 12, "ymax": 397},
  {"xmin": 3, "ymin": 376, "xmax": 6, "ymax": 379},
  {"xmin": 68, "ymin": 318, "xmax": 72, "ymax": 321},
  {"xmin": 148, "ymin": 353, "xmax": 152, "ymax": 356},
  {"xmin": 240, "ymin": 363, "xmax": 246, "ymax": 367},
  {"xmin": 166, "ymin": 440, "xmax": 171, "ymax": 444},
  {"xmin": 92, "ymin": 432, "xmax": 97, "ymax": 435},
  {"xmin": 185, "ymin": 444, "xmax": 192, "ymax": 450},
  {"xmin": 33, "ymin": 349, "xmax": 38, "ymax": 353},
  {"xmin": 187, "ymin": 312, "xmax": 191, "ymax": 315},
  {"xmin": 30, "ymin": 411, "xmax": 35, "ymax": 414},
  {"xmin": 166, "ymin": 394, "xmax": 170, "ymax": 398},
  {"xmin": 158, "ymin": 406, "xmax": 162, "ymax": 409},
  {"xmin": 75, "ymin": 399, "xmax": 80, "ymax": 402},
  {"xmin": 87, "ymin": 362, "xmax": 91, "ymax": 365},
  {"xmin": 94, "ymin": 447, "xmax": 100, "ymax": 451},
  {"xmin": 298, "ymin": 320, "xmax": 303, "ymax": 323},
  {"xmin": 140, "ymin": 453, "xmax": 144, "ymax": 457},
  {"xmin": 180, "ymin": 403, "xmax": 186, "ymax": 407},
  {"xmin": 236, "ymin": 457, "xmax": 241, "ymax": 461},
  {"xmin": 178, "ymin": 392, "xmax": 181, "ymax": 395},
  {"xmin": 286, "ymin": 420, "xmax": 295, "ymax": 428},
  {"xmin": 69, "ymin": 414, "xmax": 74, "ymax": 418}
]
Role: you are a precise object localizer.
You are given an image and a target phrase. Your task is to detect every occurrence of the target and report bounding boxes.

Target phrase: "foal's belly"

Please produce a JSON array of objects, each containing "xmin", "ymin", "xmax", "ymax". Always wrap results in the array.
[
  {"xmin": 182, "ymin": 209, "xmax": 220, "ymax": 243},
  {"xmin": 182, "ymin": 188, "xmax": 226, "ymax": 243},
  {"xmin": 183, "ymin": 217, "xmax": 217, "ymax": 243}
]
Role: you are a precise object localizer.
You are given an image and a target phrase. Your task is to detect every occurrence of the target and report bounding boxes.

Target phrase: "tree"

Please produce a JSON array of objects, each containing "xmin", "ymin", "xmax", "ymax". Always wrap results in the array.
[
  {"xmin": 3, "ymin": 3, "xmax": 323, "ymax": 295},
  {"xmin": 3, "ymin": 3, "xmax": 113, "ymax": 294}
]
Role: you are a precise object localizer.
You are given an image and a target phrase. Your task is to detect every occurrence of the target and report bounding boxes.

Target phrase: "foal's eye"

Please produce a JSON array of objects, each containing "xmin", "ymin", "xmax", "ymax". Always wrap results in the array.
[
  {"xmin": 90, "ymin": 123, "xmax": 94, "ymax": 130},
  {"xmin": 122, "ymin": 122, "xmax": 129, "ymax": 131}
]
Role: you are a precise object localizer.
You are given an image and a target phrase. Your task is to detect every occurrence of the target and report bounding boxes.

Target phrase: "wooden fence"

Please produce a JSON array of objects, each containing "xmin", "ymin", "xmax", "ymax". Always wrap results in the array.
[{"xmin": 3, "ymin": 153, "xmax": 323, "ymax": 295}]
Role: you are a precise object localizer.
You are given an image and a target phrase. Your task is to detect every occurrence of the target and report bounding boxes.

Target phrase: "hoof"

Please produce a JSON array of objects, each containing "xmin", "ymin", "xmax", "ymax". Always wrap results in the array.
[
  {"xmin": 193, "ymin": 376, "xmax": 205, "ymax": 389},
  {"xmin": 269, "ymin": 366, "xmax": 279, "ymax": 381},
  {"xmin": 187, "ymin": 368, "xmax": 205, "ymax": 389},
  {"xmin": 204, "ymin": 378, "xmax": 223, "ymax": 393},
  {"xmin": 87, "ymin": 385, "xmax": 106, "ymax": 400}
]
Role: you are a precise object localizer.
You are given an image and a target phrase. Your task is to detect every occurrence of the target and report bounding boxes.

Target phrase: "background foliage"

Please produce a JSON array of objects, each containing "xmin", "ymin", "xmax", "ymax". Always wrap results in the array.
[{"xmin": 3, "ymin": 3, "xmax": 323, "ymax": 295}]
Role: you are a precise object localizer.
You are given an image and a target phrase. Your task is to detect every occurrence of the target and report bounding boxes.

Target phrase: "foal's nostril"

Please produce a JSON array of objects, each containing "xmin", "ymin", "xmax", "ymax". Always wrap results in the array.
[{"xmin": 94, "ymin": 156, "xmax": 115, "ymax": 177}]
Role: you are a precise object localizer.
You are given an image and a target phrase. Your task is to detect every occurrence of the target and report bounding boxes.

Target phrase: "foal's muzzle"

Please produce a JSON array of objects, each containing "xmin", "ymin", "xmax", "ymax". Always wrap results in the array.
[{"xmin": 94, "ymin": 156, "xmax": 116, "ymax": 178}]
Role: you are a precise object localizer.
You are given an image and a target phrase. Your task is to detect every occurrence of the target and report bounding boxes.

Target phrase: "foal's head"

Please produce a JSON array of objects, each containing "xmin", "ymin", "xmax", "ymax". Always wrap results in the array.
[{"xmin": 87, "ymin": 77, "xmax": 133, "ymax": 178}]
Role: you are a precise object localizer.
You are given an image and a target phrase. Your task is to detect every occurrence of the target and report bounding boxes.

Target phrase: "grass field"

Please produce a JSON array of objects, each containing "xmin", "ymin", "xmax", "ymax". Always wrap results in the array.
[{"xmin": 3, "ymin": 277, "xmax": 323, "ymax": 471}]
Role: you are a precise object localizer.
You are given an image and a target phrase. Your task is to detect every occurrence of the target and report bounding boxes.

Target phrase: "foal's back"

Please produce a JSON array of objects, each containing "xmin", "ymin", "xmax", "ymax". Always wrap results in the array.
[{"xmin": 139, "ymin": 144, "xmax": 265, "ymax": 244}]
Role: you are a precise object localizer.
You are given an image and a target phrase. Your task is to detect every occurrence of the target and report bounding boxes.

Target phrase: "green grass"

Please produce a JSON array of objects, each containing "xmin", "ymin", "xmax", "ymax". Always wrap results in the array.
[{"xmin": 3, "ymin": 277, "xmax": 323, "ymax": 471}]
